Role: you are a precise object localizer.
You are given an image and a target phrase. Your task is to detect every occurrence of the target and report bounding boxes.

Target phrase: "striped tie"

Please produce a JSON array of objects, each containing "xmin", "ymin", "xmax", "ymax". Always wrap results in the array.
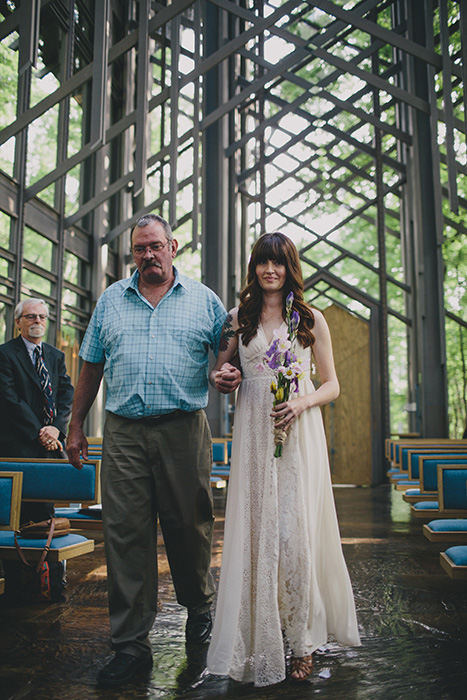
[{"xmin": 34, "ymin": 346, "xmax": 56, "ymax": 425}]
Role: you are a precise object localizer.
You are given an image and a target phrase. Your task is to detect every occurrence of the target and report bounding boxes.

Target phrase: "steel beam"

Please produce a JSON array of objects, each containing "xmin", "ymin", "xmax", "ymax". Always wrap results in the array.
[{"xmin": 408, "ymin": 0, "xmax": 449, "ymax": 436}]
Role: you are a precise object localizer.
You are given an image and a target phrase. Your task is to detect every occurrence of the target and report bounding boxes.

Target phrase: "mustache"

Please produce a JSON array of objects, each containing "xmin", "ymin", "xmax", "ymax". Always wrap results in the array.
[{"xmin": 142, "ymin": 261, "xmax": 162, "ymax": 271}]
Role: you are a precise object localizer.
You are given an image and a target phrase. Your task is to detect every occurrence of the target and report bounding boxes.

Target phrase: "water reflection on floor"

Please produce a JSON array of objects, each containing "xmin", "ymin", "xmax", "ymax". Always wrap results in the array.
[{"xmin": 1, "ymin": 485, "xmax": 466, "ymax": 700}]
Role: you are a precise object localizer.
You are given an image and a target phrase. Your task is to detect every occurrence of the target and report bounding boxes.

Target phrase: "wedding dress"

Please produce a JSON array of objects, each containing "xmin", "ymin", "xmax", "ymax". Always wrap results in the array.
[{"xmin": 207, "ymin": 324, "xmax": 361, "ymax": 686}]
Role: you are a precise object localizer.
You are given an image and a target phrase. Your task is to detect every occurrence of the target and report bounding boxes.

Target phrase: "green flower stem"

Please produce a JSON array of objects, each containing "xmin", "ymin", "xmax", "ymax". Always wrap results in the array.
[{"xmin": 274, "ymin": 443, "xmax": 283, "ymax": 458}]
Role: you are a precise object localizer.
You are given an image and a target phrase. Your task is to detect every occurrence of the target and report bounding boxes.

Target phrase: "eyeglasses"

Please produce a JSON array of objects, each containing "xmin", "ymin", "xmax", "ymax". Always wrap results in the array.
[
  {"xmin": 132, "ymin": 241, "xmax": 171, "ymax": 256},
  {"xmin": 21, "ymin": 314, "xmax": 48, "ymax": 321}
]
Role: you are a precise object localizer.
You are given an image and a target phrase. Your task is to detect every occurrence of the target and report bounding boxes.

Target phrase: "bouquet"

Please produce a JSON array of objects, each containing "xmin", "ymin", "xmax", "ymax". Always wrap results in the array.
[{"xmin": 257, "ymin": 292, "xmax": 309, "ymax": 457}]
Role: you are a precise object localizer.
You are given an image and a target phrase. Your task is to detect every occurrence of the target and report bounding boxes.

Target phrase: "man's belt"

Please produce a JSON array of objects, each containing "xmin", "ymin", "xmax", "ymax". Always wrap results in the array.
[{"xmin": 135, "ymin": 410, "xmax": 182, "ymax": 424}]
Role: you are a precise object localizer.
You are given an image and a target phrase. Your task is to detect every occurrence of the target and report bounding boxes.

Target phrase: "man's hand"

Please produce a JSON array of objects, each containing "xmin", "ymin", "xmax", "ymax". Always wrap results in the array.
[
  {"xmin": 66, "ymin": 424, "xmax": 88, "ymax": 470},
  {"xmin": 213, "ymin": 363, "xmax": 242, "ymax": 394},
  {"xmin": 38, "ymin": 425, "xmax": 62, "ymax": 451},
  {"xmin": 65, "ymin": 360, "xmax": 104, "ymax": 470}
]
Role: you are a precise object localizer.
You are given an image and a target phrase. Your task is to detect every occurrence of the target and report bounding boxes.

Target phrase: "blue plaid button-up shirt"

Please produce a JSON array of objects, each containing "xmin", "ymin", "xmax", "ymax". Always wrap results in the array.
[{"xmin": 79, "ymin": 268, "xmax": 227, "ymax": 418}]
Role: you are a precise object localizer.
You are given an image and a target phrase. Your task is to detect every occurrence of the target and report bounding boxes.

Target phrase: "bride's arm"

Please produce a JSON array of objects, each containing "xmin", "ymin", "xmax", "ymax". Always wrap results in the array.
[
  {"xmin": 210, "ymin": 308, "xmax": 242, "ymax": 394},
  {"xmin": 272, "ymin": 308, "xmax": 339, "ymax": 427}
]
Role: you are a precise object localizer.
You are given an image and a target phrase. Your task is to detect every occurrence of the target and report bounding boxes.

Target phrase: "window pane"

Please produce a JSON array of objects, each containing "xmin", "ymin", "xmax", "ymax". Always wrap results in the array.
[{"xmin": 23, "ymin": 227, "xmax": 53, "ymax": 269}]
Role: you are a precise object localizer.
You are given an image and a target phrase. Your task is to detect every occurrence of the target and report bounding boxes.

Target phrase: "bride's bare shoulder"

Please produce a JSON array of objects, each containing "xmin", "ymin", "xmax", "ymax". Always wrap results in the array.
[{"xmin": 225, "ymin": 306, "xmax": 240, "ymax": 329}]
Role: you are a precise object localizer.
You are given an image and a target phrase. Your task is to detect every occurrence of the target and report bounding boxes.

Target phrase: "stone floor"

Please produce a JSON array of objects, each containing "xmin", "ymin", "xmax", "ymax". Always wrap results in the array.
[{"xmin": 1, "ymin": 485, "xmax": 467, "ymax": 700}]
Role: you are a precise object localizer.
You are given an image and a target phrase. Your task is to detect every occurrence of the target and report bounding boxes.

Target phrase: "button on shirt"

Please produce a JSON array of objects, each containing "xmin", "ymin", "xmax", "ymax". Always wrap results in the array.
[{"xmin": 79, "ymin": 268, "xmax": 227, "ymax": 418}]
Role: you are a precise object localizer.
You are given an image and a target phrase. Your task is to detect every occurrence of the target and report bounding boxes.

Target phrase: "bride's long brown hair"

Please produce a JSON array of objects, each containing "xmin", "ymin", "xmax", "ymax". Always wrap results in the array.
[{"xmin": 237, "ymin": 232, "xmax": 315, "ymax": 347}]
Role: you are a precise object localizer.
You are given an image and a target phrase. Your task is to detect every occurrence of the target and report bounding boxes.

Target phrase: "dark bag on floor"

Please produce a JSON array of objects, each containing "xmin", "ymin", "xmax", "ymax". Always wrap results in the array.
[{"xmin": 17, "ymin": 560, "xmax": 52, "ymax": 601}]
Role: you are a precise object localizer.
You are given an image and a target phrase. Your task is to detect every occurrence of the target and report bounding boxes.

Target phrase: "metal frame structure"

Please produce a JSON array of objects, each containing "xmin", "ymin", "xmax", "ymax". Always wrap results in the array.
[{"xmin": 0, "ymin": 0, "xmax": 466, "ymax": 482}]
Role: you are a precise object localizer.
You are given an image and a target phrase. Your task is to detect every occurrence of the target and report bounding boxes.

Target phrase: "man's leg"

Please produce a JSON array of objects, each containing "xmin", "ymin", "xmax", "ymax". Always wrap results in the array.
[
  {"xmin": 101, "ymin": 412, "xmax": 158, "ymax": 658},
  {"xmin": 152, "ymin": 411, "xmax": 215, "ymax": 618}
]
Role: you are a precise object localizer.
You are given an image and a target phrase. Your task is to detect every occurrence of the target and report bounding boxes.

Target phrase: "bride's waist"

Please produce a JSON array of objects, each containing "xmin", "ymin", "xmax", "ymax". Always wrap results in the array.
[
  {"xmin": 241, "ymin": 374, "xmax": 274, "ymax": 382},
  {"xmin": 241, "ymin": 374, "xmax": 315, "ymax": 391}
]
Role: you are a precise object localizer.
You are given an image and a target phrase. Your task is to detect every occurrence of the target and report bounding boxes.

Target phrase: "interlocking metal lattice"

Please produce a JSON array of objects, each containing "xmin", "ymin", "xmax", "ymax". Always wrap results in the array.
[{"xmin": 1, "ymin": 0, "xmax": 466, "ymax": 477}]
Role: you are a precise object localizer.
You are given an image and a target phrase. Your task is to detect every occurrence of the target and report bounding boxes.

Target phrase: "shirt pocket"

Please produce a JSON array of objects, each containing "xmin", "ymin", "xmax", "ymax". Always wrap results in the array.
[
  {"xmin": 99, "ymin": 315, "xmax": 127, "ymax": 356},
  {"xmin": 171, "ymin": 326, "xmax": 210, "ymax": 367}
]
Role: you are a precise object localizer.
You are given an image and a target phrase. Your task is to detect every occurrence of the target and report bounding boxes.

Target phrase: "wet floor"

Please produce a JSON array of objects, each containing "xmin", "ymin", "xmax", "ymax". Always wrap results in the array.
[{"xmin": 1, "ymin": 485, "xmax": 466, "ymax": 700}]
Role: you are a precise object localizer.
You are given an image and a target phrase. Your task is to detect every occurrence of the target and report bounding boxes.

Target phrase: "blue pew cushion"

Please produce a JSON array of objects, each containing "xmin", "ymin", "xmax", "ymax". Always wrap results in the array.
[
  {"xmin": 55, "ymin": 507, "xmax": 103, "ymax": 521},
  {"xmin": 0, "ymin": 478, "xmax": 13, "ymax": 526},
  {"xmin": 0, "ymin": 532, "xmax": 89, "ymax": 548},
  {"xmin": 422, "ymin": 458, "xmax": 467, "ymax": 493},
  {"xmin": 444, "ymin": 546, "xmax": 467, "ymax": 566},
  {"xmin": 412, "ymin": 501, "xmax": 439, "ymax": 510},
  {"xmin": 427, "ymin": 520, "xmax": 467, "ymax": 532},
  {"xmin": 405, "ymin": 488, "xmax": 421, "ymax": 496},
  {"xmin": 0, "ymin": 460, "xmax": 97, "ymax": 501},
  {"xmin": 441, "ymin": 469, "xmax": 467, "ymax": 510}
]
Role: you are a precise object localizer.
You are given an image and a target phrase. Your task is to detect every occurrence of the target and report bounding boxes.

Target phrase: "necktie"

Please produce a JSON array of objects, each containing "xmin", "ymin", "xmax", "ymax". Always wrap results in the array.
[{"xmin": 34, "ymin": 346, "xmax": 56, "ymax": 425}]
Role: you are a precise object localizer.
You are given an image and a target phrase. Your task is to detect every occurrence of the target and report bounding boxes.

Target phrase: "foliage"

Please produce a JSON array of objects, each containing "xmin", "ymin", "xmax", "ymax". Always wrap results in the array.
[{"xmin": 259, "ymin": 0, "xmax": 467, "ymax": 438}]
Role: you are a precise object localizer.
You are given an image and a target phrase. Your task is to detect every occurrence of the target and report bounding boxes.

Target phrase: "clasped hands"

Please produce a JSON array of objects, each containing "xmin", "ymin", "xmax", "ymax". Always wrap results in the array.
[
  {"xmin": 213, "ymin": 363, "xmax": 242, "ymax": 394},
  {"xmin": 38, "ymin": 425, "xmax": 62, "ymax": 451}
]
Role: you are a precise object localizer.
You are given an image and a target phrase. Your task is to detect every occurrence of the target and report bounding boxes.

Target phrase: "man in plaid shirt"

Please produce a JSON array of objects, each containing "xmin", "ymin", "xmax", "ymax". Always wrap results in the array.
[{"xmin": 67, "ymin": 214, "xmax": 241, "ymax": 687}]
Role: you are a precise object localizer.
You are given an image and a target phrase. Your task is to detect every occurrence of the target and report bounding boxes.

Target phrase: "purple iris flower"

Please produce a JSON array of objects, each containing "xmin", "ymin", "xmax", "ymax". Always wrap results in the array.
[
  {"xmin": 265, "ymin": 339, "xmax": 278, "ymax": 358},
  {"xmin": 286, "ymin": 291, "xmax": 294, "ymax": 310},
  {"xmin": 268, "ymin": 353, "xmax": 281, "ymax": 370},
  {"xmin": 290, "ymin": 310, "xmax": 300, "ymax": 332}
]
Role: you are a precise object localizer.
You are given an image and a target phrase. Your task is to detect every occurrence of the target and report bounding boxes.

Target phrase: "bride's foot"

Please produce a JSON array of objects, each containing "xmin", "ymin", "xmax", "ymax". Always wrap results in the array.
[{"xmin": 290, "ymin": 654, "xmax": 313, "ymax": 681}]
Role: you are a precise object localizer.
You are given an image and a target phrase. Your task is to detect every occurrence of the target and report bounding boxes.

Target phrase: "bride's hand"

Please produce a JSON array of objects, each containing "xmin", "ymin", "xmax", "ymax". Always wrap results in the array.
[
  {"xmin": 213, "ymin": 363, "xmax": 242, "ymax": 394},
  {"xmin": 271, "ymin": 395, "xmax": 311, "ymax": 428}
]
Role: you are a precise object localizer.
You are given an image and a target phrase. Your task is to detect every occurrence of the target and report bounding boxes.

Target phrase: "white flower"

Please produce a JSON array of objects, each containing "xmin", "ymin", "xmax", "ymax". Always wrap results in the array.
[
  {"xmin": 273, "ymin": 326, "xmax": 289, "ymax": 341},
  {"xmin": 277, "ymin": 338, "xmax": 291, "ymax": 352}
]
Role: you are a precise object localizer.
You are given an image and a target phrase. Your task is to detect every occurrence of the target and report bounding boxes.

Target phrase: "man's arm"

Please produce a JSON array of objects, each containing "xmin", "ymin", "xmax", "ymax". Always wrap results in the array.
[
  {"xmin": 210, "ymin": 309, "xmax": 242, "ymax": 394},
  {"xmin": 39, "ymin": 350, "xmax": 75, "ymax": 450},
  {"xmin": 66, "ymin": 360, "xmax": 104, "ymax": 470},
  {"xmin": 0, "ymin": 347, "xmax": 44, "ymax": 443},
  {"xmin": 53, "ymin": 351, "xmax": 75, "ymax": 437}
]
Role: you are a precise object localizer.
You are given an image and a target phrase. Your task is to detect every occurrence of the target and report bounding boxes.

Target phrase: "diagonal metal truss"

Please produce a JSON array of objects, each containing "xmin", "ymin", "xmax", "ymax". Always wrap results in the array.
[{"xmin": 0, "ymin": 0, "xmax": 466, "ymax": 479}]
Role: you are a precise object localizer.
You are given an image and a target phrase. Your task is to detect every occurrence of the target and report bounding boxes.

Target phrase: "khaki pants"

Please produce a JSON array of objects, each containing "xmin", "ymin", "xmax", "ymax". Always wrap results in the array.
[{"xmin": 101, "ymin": 409, "xmax": 215, "ymax": 657}]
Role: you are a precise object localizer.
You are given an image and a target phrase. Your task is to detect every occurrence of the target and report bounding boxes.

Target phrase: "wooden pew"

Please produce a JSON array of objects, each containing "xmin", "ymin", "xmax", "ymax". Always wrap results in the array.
[
  {"xmin": 0, "ymin": 458, "xmax": 100, "ymax": 505},
  {"xmin": 440, "ymin": 546, "xmax": 467, "ymax": 580},
  {"xmin": 402, "ymin": 452, "xmax": 467, "ymax": 503},
  {"xmin": 387, "ymin": 438, "xmax": 467, "ymax": 476},
  {"xmin": 437, "ymin": 476, "xmax": 467, "ymax": 579},
  {"xmin": 85, "ymin": 435, "xmax": 227, "ymax": 489},
  {"xmin": 423, "ymin": 519, "xmax": 467, "ymax": 544},
  {"xmin": 0, "ymin": 458, "xmax": 101, "ymax": 531},
  {"xmin": 389, "ymin": 440, "xmax": 467, "ymax": 485},
  {"xmin": 0, "ymin": 470, "xmax": 94, "ymax": 570},
  {"xmin": 410, "ymin": 455, "xmax": 467, "ymax": 520}
]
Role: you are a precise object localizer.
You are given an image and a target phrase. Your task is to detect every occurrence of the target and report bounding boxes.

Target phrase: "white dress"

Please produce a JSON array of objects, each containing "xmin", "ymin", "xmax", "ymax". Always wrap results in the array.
[{"xmin": 207, "ymin": 325, "xmax": 361, "ymax": 687}]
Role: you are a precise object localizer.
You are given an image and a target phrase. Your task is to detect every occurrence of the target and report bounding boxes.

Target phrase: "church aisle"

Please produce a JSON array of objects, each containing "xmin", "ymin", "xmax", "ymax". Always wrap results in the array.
[{"xmin": 1, "ymin": 485, "xmax": 466, "ymax": 700}]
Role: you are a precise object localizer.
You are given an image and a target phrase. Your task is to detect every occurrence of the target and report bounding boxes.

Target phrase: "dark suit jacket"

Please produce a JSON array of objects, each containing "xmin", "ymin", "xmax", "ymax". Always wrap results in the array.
[{"xmin": 0, "ymin": 335, "xmax": 74, "ymax": 457}]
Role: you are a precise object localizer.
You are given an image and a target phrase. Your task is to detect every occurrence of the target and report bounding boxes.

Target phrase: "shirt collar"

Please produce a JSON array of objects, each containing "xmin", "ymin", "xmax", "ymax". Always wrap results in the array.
[
  {"xmin": 123, "ymin": 266, "xmax": 188, "ymax": 296},
  {"xmin": 21, "ymin": 335, "xmax": 42, "ymax": 358}
]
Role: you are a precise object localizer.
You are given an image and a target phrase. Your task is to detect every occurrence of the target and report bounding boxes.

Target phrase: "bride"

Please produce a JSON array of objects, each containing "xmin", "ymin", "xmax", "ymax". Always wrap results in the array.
[{"xmin": 206, "ymin": 232, "xmax": 360, "ymax": 686}]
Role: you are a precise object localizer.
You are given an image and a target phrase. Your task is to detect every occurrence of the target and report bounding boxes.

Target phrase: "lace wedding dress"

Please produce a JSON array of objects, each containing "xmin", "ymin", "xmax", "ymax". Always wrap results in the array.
[{"xmin": 207, "ymin": 325, "xmax": 361, "ymax": 687}]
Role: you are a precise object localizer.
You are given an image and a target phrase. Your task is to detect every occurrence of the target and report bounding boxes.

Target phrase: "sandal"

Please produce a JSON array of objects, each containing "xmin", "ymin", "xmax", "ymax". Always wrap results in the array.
[{"xmin": 290, "ymin": 654, "xmax": 313, "ymax": 681}]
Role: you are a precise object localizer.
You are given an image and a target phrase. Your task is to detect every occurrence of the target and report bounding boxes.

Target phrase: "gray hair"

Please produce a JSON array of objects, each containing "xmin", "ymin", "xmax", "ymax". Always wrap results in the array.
[
  {"xmin": 15, "ymin": 298, "xmax": 49, "ymax": 319},
  {"xmin": 130, "ymin": 214, "xmax": 173, "ymax": 245}
]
